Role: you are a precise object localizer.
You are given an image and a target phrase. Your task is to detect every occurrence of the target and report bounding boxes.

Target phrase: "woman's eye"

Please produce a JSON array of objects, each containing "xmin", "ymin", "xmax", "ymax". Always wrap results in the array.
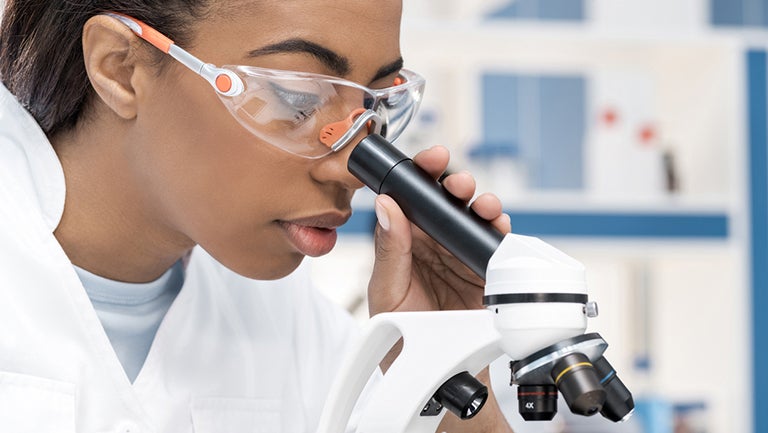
[
  {"xmin": 270, "ymin": 83, "xmax": 321, "ymax": 122},
  {"xmin": 381, "ymin": 91, "xmax": 406, "ymax": 108}
]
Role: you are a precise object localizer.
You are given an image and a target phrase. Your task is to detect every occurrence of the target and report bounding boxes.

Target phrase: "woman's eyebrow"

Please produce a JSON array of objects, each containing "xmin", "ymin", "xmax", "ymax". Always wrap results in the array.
[
  {"xmin": 371, "ymin": 57, "xmax": 404, "ymax": 83},
  {"xmin": 248, "ymin": 39, "xmax": 405, "ymax": 84},
  {"xmin": 247, "ymin": 38, "xmax": 350, "ymax": 77}
]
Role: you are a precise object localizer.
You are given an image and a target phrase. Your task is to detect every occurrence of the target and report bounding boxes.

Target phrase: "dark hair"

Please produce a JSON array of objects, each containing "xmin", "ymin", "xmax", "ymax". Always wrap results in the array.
[{"xmin": 0, "ymin": 0, "xmax": 210, "ymax": 137}]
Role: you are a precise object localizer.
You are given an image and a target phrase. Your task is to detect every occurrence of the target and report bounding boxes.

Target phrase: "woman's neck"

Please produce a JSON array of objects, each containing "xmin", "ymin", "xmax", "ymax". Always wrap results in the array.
[{"xmin": 50, "ymin": 121, "xmax": 195, "ymax": 283}]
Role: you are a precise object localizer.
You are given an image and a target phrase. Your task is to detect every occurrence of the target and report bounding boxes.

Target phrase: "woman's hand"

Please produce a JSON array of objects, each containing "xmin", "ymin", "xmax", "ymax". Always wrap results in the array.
[
  {"xmin": 365, "ymin": 146, "xmax": 515, "ymax": 433},
  {"xmin": 367, "ymin": 145, "xmax": 511, "ymax": 317}
]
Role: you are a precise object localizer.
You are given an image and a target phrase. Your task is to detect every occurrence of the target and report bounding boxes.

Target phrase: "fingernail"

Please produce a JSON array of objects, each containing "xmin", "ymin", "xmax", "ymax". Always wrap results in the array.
[{"xmin": 375, "ymin": 198, "xmax": 390, "ymax": 231}]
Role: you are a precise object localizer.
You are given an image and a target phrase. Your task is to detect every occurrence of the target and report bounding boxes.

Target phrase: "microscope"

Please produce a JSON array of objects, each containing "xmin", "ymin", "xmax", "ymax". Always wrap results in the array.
[{"xmin": 316, "ymin": 114, "xmax": 634, "ymax": 433}]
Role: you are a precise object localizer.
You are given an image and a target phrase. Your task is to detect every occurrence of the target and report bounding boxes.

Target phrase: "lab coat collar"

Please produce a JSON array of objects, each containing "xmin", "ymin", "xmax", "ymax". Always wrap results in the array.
[{"xmin": 0, "ymin": 83, "xmax": 66, "ymax": 232}]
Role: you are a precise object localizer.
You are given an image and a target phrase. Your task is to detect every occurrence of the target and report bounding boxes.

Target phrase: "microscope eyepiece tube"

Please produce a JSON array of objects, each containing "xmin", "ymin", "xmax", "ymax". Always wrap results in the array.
[{"xmin": 348, "ymin": 134, "xmax": 505, "ymax": 279}]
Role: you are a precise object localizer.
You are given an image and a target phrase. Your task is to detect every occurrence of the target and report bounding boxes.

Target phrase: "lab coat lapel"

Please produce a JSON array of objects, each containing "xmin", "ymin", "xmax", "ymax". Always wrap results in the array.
[{"xmin": 0, "ymin": 83, "xmax": 155, "ymax": 432}]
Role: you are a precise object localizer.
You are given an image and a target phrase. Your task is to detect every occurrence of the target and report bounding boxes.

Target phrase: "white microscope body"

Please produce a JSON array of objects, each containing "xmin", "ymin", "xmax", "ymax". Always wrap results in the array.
[{"xmin": 317, "ymin": 233, "xmax": 630, "ymax": 433}]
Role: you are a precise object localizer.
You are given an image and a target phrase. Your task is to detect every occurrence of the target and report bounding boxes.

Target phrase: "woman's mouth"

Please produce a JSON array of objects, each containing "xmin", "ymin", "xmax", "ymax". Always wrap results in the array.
[{"xmin": 278, "ymin": 213, "xmax": 350, "ymax": 257}]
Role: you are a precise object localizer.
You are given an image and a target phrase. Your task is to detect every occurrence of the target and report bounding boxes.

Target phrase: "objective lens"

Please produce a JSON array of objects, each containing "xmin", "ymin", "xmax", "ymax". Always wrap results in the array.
[
  {"xmin": 434, "ymin": 371, "xmax": 488, "ymax": 420},
  {"xmin": 551, "ymin": 353, "xmax": 606, "ymax": 416},
  {"xmin": 517, "ymin": 384, "xmax": 558, "ymax": 421},
  {"xmin": 593, "ymin": 356, "xmax": 635, "ymax": 422}
]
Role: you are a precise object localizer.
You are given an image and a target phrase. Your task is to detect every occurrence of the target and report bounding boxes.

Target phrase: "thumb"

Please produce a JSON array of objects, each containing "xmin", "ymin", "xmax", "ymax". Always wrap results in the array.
[{"xmin": 368, "ymin": 194, "xmax": 413, "ymax": 316}]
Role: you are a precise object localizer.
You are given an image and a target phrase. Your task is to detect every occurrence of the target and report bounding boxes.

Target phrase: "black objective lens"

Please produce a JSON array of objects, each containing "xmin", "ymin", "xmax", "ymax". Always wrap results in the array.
[
  {"xmin": 434, "ymin": 371, "xmax": 488, "ymax": 420},
  {"xmin": 551, "ymin": 353, "xmax": 606, "ymax": 416},
  {"xmin": 593, "ymin": 356, "xmax": 635, "ymax": 422},
  {"xmin": 517, "ymin": 384, "xmax": 558, "ymax": 421}
]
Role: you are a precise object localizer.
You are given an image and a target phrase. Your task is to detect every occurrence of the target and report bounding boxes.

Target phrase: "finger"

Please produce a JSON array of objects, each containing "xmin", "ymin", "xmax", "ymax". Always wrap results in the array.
[
  {"xmin": 412, "ymin": 145, "xmax": 450, "ymax": 179},
  {"xmin": 368, "ymin": 194, "xmax": 414, "ymax": 316},
  {"xmin": 470, "ymin": 193, "xmax": 502, "ymax": 220},
  {"xmin": 441, "ymin": 171, "xmax": 476, "ymax": 203},
  {"xmin": 491, "ymin": 213, "xmax": 512, "ymax": 234},
  {"xmin": 470, "ymin": 193, "xmax": 512, "ymax": 234}
]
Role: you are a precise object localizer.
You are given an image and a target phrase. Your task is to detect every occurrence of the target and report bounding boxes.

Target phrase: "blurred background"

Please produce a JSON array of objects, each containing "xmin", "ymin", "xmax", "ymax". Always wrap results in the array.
[{"xmin": 308, "ymin": 1, "xmax": 767, "ymax": 432}]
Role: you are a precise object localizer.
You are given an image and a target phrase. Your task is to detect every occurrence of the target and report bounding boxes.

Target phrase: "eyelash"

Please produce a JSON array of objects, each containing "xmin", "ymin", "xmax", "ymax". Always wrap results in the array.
[
  {"xmin": 270, "ymin": 84, "xmax": 320, "ymax": 122},
  {"xmin": 294, "ymin": 108, "xmax": 317, "ymax": 122}
]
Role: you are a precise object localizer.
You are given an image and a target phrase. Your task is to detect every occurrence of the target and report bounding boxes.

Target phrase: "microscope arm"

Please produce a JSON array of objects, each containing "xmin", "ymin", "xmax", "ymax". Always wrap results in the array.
[{"xmin": 316, "ymin": 310, "xmax": 504, "ymax": 433}]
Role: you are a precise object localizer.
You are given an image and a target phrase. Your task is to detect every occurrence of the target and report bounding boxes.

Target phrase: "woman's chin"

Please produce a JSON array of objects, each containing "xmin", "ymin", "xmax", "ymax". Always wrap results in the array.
[{"xmin": 223, "ymin": 251, "xmax": 307, "ymax": 281}]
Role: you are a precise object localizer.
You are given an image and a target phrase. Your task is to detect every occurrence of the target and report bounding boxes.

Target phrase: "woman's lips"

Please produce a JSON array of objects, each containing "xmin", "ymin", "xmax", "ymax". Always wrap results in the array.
[{"xmin": 278, "ymin": 213, "xmax": 350, "ymax": 257}]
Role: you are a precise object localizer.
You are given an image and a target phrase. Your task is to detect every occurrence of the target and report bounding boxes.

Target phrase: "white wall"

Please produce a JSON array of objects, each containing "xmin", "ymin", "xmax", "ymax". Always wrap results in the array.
[{"xmin": 590, "ymin": 0, "xmax": 708, "ymax": 36}]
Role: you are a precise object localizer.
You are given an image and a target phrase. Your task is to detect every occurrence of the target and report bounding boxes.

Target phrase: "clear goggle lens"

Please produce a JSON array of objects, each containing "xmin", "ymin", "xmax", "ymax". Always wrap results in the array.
[{"xmin": 218, "ymin": 66, "xmax": 425, "ymax": 159}]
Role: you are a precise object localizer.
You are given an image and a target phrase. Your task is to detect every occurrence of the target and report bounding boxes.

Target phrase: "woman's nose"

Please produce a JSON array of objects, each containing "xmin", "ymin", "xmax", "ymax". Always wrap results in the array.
[{"xmin": 309, "ymin": 130, "xmax": 368, "ymax": 190}]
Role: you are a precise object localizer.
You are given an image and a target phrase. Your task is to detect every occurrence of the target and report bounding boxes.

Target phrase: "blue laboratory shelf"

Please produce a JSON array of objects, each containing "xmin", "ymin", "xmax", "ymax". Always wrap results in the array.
[{"xmin": 339, "ymin": 209, "xmax": 729, "ymax": 239}]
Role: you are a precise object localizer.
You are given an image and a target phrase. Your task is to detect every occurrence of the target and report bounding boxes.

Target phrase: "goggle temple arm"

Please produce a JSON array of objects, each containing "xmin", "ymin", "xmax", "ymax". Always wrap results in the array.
[{"xmin": 104, "ymin": 12, "xmax": 243, "ymax": 97}]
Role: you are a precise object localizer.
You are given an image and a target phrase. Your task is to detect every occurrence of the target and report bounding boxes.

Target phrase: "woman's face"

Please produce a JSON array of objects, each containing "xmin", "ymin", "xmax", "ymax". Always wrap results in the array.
[{"xmin": 128, "ymin": 0, "xmax": 403, "ymax": 279}]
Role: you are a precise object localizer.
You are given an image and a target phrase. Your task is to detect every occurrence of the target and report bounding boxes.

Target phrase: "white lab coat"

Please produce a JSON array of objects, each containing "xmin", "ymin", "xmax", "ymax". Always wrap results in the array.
[{"xmin": 0, "ymin": 83, "xmax": 365, "ymax": 433}]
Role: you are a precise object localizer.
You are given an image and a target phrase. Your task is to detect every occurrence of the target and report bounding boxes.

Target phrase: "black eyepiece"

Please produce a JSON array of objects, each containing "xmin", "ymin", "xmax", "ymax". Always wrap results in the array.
[
  {"xmin": 348, "ymin": 134, "xmax": 504, "ymax": 279},
  {"xmin": 434, "ymin": 371, "xmax": 489, "ymax": 420},
  {"xmin": 551, "ymin": 352, "xmax": 606, "ymax": 416}
]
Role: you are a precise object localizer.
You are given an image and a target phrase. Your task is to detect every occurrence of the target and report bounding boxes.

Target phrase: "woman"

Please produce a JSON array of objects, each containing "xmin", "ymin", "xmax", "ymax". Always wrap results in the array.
[{"xmin": 0, "ymin": 1, "xmax": 513, "ymax": 432}]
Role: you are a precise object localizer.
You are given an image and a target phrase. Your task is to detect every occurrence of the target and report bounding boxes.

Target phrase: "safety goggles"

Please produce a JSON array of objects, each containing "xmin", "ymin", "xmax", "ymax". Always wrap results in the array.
[{"xmin": 105, "ymin": 13, "xmax": 425, "ymax": 159}]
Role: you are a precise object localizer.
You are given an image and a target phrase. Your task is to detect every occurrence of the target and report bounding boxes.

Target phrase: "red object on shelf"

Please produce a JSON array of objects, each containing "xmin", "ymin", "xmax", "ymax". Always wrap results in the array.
[
  {"xmin": 601, "ymin": 107, "xmax": 619, "ymax": 127},
  {"xmin": 639, "ymin": 124, "xmax": 657, "ymax": 146}
]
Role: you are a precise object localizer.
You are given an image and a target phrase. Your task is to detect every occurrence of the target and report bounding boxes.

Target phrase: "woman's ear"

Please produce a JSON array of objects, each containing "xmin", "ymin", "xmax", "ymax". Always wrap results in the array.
[{"xmin": 81, "ymin": 15, "xmax": 144, "ymax": 120}]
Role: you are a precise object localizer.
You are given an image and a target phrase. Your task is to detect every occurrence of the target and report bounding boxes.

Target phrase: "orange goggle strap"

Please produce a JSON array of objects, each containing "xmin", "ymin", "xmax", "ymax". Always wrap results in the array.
[
  {"xmin": 104, "ymin": 13, "xmax": 243, "ymax": 97},
  {"xmin": 320, "ymin": 109, "xmax": 383, "ymax": 152}
]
